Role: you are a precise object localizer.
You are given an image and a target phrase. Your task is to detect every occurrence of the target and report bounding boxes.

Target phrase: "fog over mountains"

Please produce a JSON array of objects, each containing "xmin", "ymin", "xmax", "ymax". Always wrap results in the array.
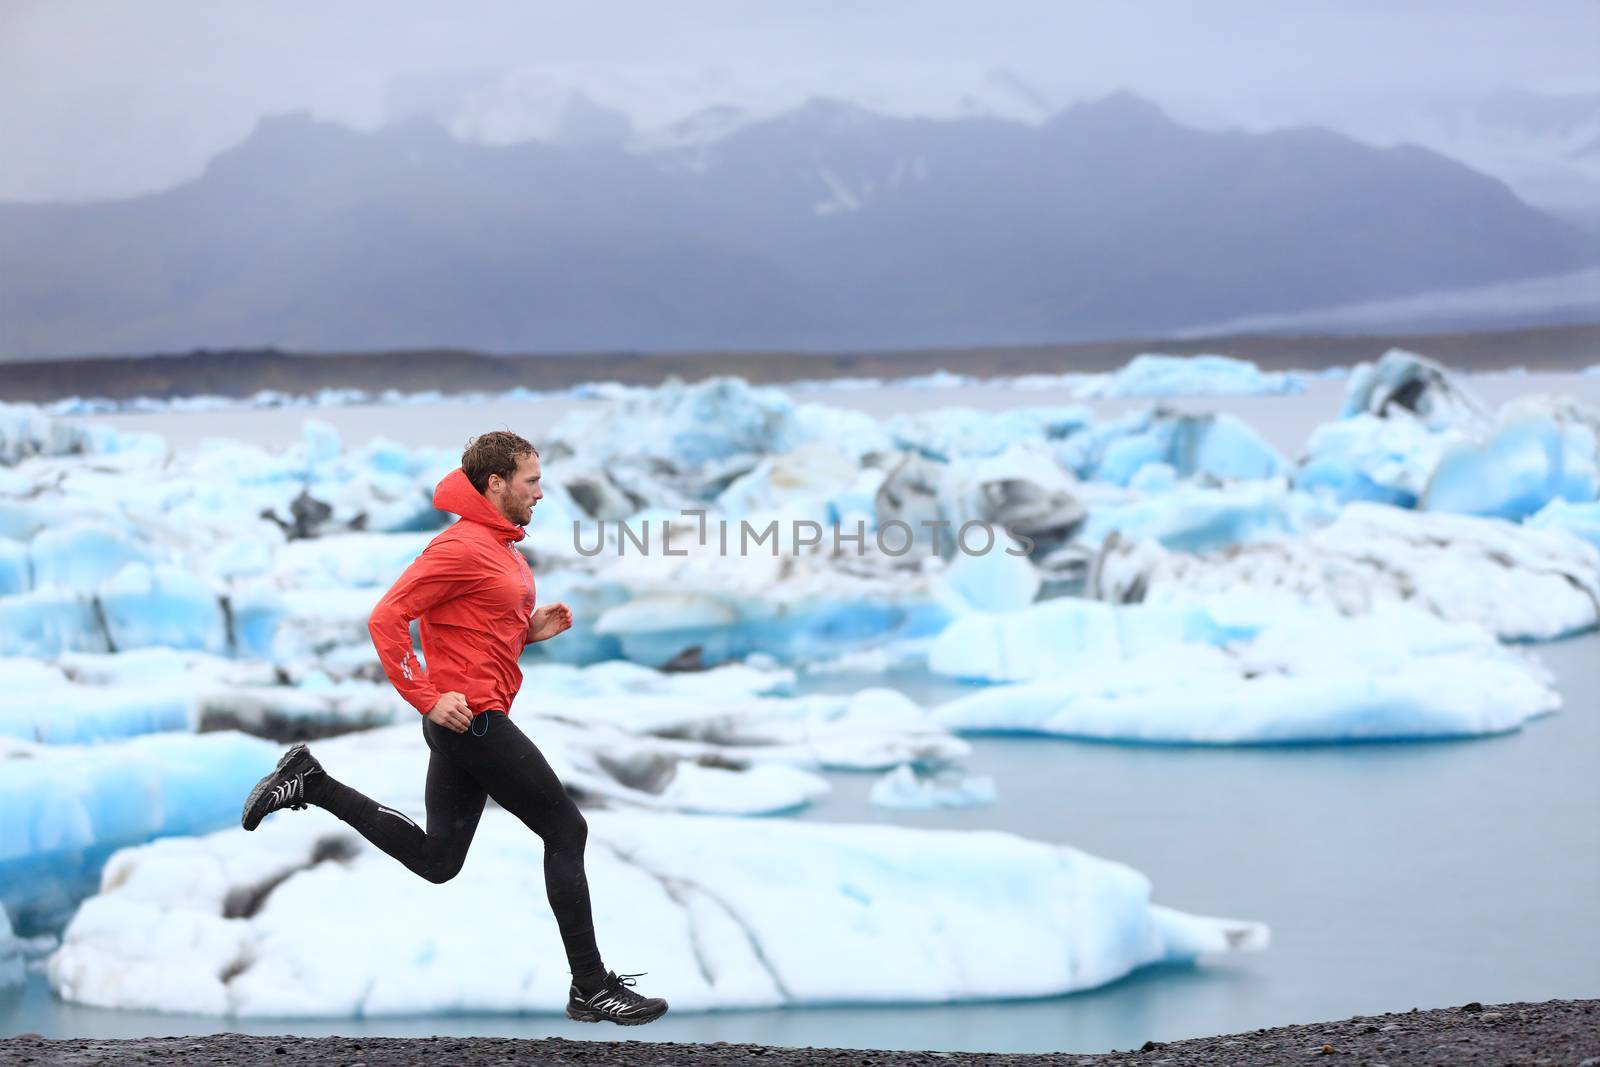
[{"xmin": 2, "ymin": 93, "xmax": 1595, "ymax": 359}]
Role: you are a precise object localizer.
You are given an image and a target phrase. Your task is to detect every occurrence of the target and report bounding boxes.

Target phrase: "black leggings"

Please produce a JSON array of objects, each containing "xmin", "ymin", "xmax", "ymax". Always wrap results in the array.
[{"xmin": 305, "ymin": 710, "xmax": 604, "ymax": 985}]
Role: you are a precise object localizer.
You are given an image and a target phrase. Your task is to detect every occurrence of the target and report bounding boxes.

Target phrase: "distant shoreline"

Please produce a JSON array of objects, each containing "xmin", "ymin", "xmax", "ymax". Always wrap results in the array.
[
  {"xmin": 4, "ymin": 322, "xmax": 1598, "ymax": 405},
  {"xmin": 2, "ymin": 999, "xmax": 1594, "ymax": 1065}
]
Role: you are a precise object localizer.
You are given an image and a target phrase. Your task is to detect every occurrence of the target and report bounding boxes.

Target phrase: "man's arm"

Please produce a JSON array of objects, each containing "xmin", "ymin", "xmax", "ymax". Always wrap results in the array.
[{"xmin": 368, "ymin": 540, "xmax": 480, "ymax": 715}]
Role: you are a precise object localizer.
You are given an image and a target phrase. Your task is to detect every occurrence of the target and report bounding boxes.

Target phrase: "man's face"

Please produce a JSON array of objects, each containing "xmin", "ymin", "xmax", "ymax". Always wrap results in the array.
[{"xmin": 489, "ymin": 452, "xmax": 543, "ymax": 527}]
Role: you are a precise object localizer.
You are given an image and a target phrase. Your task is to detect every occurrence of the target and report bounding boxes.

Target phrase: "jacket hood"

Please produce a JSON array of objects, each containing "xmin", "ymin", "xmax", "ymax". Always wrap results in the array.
[{"xmin": 433, "ymin": 467, "xmax": 526, "ymax": 542}]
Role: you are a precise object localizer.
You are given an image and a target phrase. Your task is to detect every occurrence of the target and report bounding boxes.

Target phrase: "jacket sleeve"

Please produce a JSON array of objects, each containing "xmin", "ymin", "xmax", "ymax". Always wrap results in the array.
[{"xmin": 368, "ymin": 538, "xmax": 481, "ymax": 714}]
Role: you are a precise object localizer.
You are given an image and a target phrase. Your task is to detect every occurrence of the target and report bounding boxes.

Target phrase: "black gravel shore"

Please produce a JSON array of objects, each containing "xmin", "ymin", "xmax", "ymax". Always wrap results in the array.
[{"xmin": 4, "ymin": 1000, "xmax": 1595, "ymax": 1066}]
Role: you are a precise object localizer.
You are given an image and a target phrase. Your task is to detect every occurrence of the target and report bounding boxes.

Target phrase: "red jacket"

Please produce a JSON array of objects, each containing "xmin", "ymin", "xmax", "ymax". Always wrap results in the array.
[{"xmin": 369, "ymin": 468, "xmax": 536, "ymax": 717}]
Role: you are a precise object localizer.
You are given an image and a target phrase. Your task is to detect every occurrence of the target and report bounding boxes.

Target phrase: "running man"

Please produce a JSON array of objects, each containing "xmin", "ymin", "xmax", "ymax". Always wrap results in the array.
[{"xmin": 240, "ymin": 430, "xmax": 668, "ymax": 1026}]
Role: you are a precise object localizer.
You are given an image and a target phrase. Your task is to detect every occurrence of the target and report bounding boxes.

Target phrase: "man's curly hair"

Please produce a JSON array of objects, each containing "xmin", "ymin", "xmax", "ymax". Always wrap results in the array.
[{"xmin": 461, "ymin": 430, "xmax": 539, "ymax": 493}]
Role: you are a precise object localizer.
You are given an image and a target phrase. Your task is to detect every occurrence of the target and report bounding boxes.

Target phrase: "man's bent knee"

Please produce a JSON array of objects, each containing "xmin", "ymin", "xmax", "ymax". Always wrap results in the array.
[
  {"xmin": 420, "ymin": 855, "xmax": 467, "ymax": 884},
  {"xmin": 549, "ymin": 808, "xmax": 587, "ymax": 853}
]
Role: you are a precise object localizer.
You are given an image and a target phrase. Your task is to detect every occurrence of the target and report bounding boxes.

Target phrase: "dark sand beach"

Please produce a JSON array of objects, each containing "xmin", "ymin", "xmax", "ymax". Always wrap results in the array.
[{"xmin": 5, "ymin": 1000, "xmax": 1596, "ymax": 1066}]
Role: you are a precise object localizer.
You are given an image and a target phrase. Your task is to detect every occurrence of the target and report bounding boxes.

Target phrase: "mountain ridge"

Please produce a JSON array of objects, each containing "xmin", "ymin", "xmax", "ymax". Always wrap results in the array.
[{"xmin": 1, "ymin": 93, "xmax": 1594, "ymax": 359}]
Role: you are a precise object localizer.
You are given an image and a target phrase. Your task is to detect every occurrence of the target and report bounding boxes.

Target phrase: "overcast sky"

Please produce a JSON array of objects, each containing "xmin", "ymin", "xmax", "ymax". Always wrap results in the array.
[{"xmin": 2, "ymin": 0, "xmax": 1597, "ymax": 202}]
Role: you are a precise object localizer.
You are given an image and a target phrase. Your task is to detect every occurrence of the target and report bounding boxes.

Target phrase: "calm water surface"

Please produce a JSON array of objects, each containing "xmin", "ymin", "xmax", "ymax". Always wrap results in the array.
[{"xmin": 5, "ymin": 635, "xmax": 1595, "ymax": 1053}]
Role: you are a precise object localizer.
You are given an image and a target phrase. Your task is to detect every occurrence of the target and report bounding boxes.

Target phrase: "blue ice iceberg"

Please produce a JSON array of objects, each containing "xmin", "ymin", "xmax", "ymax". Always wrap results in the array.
[
  {"xmin": 1095, "ymin": 501, "xmax": 1600, "ymax": 643},
  {"xmin": 1421, "ymin": 415, "xmax": 1598, "ymax": 520},
  {"xmin": 1075, "ymin": 354, "xmax": 1306, "ymax": 399},
  {"xmin": 49, "ymin": 807, "xmax": 1265, "ymax": 1016},
  {"xmin": 930, "ymin": 597, "xmax": 1558, "ymax": 743},
  {"xmin": 1059, "ymin": 410, "xmax": 1285, "ymax": 486},
  {"xmin": 0, "ymin": 730, "xmax": 278, "ymax": 933},
  {"xmin": 1527, "ymin": 497, "xmax": 1600, "ymax": 551},
  {"xmin": 1296, "ymin": 414, "xmax": 1457, "ymax": 507},
  {"xmin": 99, "ymin": 564, "xmax": 229, "ymax": 654},
  {"xmin": 1339, "ymin": 350, "xmax": 1489, "ymax": 432},
  {"xmin": 869, "ymin": 764, "xmax": 996, "ymax": 809},
  {"xmin": 1075, "ymin": 479, "xmax": 1336, "ymax": 553}
]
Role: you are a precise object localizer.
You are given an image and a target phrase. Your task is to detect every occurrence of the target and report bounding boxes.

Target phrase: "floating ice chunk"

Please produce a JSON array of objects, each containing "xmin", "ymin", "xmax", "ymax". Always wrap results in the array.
[
  {"xmin": 1073, "ymin": 355, "xmax": 1306, "ymax": 399},
  {"xmin": 929, "ymin": 599, "xmax": 1246, "ymax": 683},
  {"xmin": 869, "ymin": 764, "xmax": 996, "ymax": 809},
  {"xmin": 270, "ymin": 532, "xmax": 434, "ymax": 589},
  {"xmin": 1097, "ymin": 502, "xmax": 1600, "ymax": 642},
  {"xmin": 1127, "ymin": 462, "xmax": 1178, "ymax": 492},
  {"xmin": 1060, "ymin": 410, "xmax": 1284, "ymax": 486},
  {"xmin": 0, "ymin": 539, "xmax": 29, "ymax": 596},
  {"xmin": 1296, "ymin": 413, "xmax": 1462, "ymax": 507},
  {"xmin": 1421, "ymin": 415, "xmax": 1598, "ymax": 519},
  {"xmin": 1, "ymin": 655, "xmax": 198, "ymax": 743},
  {"xmin": 99, "ymin": 564, "xmax": 228, "ymax": 654},
  {"xmin": 934, "ymin": 600, "xmax": 1557, "ymax": 743},
  {"xmin": 789, "ymin": 403, "xmax": 895, "ymax": 460},
  {"xmin": 887, "ymin": 406, "xmax": 1091, "ymax": 461},
  {"xmin": 0, "ymin": 730, "xmax": 278, "ymax": 932},
  {"xmin": 50, "ymin": 808, "xmax": 1265, "ymax": 1016},
  {"xmin": 714, "ymin": 444, "xmax": 869, "ymax": 525},
  {"xmin": 552, "ymin": 377, "xmax": 800, "ymax": 467},
  {"xmin": 1527, "ymin": 497, "xmax": 1600, "ymax": 551},
  {"xmin": 0, "ymin": 591, "xmax": 106, "ymax": 657},
  {"xmin": 0, "ymin": 500, "xmax": 47, "ymax": 541},
  {"xmin": 1075, "ymin": 479, "xmax": 1336, "ymax": 553},
  {"xmin": 930, "ymin": 537, "xmax": 1040, "ymax": 613},
  {"xmin": 29, "ymin": 522, "xmax": 156, "ymax": 594},
  {"xmin": 0, "ymin": 402, "xmax": 96, "ymax": 465},
  {"xmin": 1340, "ymin": 349, "xmax": 1489, "ymax": 432},
  {"xmin": 585, "ymin": 554, "xmax": 953, "ymax": 669},
  {"xmin": 899, "ymin": 369, "xmax": 976, "ymax": 389}
]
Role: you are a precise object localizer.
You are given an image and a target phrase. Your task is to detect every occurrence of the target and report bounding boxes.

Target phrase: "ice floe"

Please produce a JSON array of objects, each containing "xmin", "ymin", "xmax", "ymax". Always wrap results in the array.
[
  {"xmin": 0, "ymin": 730, "xmax": 279, "ymax": 932},
  {"xmin": 48, "ymin": 803, "xmax": 1265, "ymax": 1016},
  {"xmin": 1072, "ymin": 354, "xmax": 1307, "ymax": 399},
  {"xmin": 1095, "ymin": 502, "xmax": 1600, "ymax": 641},
  {"xmin": 869, "ymin": 764, "xmax": 997, "ymax": 809},
  {"xmin": 930, "ymin": 597, "xmax": 1558, "ymax": 743}
]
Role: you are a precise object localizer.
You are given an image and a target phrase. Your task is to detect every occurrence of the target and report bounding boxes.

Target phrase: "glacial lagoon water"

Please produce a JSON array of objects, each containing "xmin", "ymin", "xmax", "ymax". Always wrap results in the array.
[
  {"xmin": 4, "ymin": 374, "xmax": 1597, "ymax": 1052},
  {"xmin": 6, "ymin": 637, "xmax": 1595, "ymax": 1053}
]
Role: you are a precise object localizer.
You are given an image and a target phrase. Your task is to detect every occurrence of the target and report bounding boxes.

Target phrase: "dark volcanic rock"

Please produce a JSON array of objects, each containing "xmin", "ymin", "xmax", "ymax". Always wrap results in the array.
[{"xmin": 2, "ymin": 999, "xmax": 1595, "ymax": 1066}]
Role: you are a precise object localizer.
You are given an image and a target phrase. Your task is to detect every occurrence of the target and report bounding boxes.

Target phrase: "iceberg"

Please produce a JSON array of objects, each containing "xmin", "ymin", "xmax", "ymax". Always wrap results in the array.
[
  {"xmin": 1339, "ymin": 349, "xmax": 1489, "ymax": 432},
  {"xmin": 1301, "ymin": 366, "xmax": 1600, "ymax": 519},
  {"xmin": 29, "ymin": 522, "xmax": 155, "ymax": 594},
  {"xmin": 0, "ymin": 730, "xmax": 279, "ymax": 933},
  {"xmin": 929, "ymin": 598, "xmax": 1247, "ymax": 684},
  {"xmin": 0, "ymin": 590, "xmax": 106, "ymax": 658},
  {"xmin": 1057, "ymin": 409, "xmax": 1285, "ymax": 486},
  {"xmin": 99, "ymin": 564, "xmax": 229, "ymax": 655},
  {"xmin": 549, "ymin": 377, "xmax": 809, "ymax": 468},
  {"xmin": 1, "ymin": 656, "xmax": 198, "ymax": 743},
  {"xmin": 1527, "ymin": 497, "xmax": 1600, "ymax": 551},
  {"xmin": 1097, "ymin": 501, "xmax": 1600, "ymax": 641},
  {"xmin": 869, "ymin": 764, "xmax": 996, "ymax": 809},
  {"xmin": 1072, "ymin": 355, "xmax": 1306, "ymax": 399},
  {"xmin": 932, "ymin": 599, "xmax": 1557, "ymax": 744},
  {"xmin": 4, "ymin": 668, "xmax": 939, "ymax": 935},
  {"xmin": 885, "ymin": 405, "xmax": 1091, "ymax": 462},
  {"xmin": 1074, "ymin": 479, "xmax": 1336, "ymax": 553},
  {"xmin": 1296, "ymin": 413, "xmax": 1462, "ymax": 507},
  {"xmin": 49, "ymin": 807, "xmax": 1265, "ymax": 1016},
  {"xmin": 0, "ymin": 402, "xmax": 107, "ymax": 465},
  {"xmin": 0, "ymin": 539, "xmax": 24, "ymax": 597},
  {"xmin": 1421, "ymin": 415, "xmax": 1598, "ymax": 519}
]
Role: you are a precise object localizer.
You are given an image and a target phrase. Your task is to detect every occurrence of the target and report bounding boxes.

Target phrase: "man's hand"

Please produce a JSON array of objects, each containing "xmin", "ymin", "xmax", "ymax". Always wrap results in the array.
[
  {"xmin": 426, "ymin": 691, "xmax": 473, "ymax": 733},
  {"xmin": 527, "ymin": 602, "xmax": 573, "ymax": 643}
]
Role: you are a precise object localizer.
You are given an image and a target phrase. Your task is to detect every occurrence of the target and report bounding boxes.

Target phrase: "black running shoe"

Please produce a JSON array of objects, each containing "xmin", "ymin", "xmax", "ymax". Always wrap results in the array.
[
  {"xmin": 566, "ymin": 971, "xmax": 668, "ymax": 1026},
  {"xmin": 241, "ymin": 743, "xmax": 322, "ymax": 831}
]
